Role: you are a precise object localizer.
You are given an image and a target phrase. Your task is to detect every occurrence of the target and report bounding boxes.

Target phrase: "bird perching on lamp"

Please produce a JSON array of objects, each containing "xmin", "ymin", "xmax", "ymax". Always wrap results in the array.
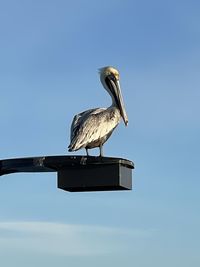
[
  {"xmin": 0, "ymin": 66, "xmax": 133, "ymax": 192},
  {"xmin": 68, "ymin": 66, "xmax": 128, "ymax": 157}
]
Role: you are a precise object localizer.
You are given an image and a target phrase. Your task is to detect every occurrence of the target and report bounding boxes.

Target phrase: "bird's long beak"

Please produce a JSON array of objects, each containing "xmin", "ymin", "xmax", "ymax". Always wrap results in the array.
[
  {"xmin": 106, "ymin": 76, "xmax": 128, "ymax": 126},
  {"xmin": 115, "ymin": 79, "xmax": 128, "ymax": 126}
]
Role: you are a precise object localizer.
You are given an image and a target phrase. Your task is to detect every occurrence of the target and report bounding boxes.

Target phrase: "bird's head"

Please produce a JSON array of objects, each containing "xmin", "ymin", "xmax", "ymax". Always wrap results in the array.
[{"xmin": 99, "ymin": 66, "xmax": 120, "ymax": 81}]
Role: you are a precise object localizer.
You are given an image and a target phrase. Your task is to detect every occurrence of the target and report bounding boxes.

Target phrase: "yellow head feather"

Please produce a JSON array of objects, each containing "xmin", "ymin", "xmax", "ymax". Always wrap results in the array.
[{"xmin": 99, "ymin": 66, "xmax": 120, "ymax": 80}]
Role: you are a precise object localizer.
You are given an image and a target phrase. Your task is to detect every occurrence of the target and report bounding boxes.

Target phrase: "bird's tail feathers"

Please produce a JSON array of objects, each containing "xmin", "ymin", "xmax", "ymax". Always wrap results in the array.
[{"xmin": 68, "ymin": 142, "xmax": 82, "ymax": 152}]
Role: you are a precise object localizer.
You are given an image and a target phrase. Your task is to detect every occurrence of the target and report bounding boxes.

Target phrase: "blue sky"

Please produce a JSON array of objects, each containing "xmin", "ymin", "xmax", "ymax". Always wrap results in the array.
[{"xmin": 0, "ymin": 0, "xmax": 200, "ymax": 266}]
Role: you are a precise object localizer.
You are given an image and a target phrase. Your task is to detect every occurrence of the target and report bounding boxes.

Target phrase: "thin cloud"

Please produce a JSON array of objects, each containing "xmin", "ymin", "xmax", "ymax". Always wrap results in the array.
[{"xmin": 0, "ymin": 221, "xmax": 155, "ymax": 256}]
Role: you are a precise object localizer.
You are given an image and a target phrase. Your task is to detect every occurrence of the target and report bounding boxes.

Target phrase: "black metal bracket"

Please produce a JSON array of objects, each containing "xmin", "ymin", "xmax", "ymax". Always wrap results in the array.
[{"xmin": 0, "ymin": 156, "xmax": 134, "ymax": 192}]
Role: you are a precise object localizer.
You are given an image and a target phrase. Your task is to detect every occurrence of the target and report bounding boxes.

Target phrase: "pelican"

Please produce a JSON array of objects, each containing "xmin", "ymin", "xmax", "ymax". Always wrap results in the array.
[{"xmin": 68, "ymin": 66, "xmax": 128, "ymax": 156}]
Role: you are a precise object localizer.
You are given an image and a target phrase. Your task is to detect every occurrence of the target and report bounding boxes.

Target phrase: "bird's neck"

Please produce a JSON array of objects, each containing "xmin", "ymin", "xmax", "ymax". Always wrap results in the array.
[
  {"xmin": 100, "ymin": 76, "xmax": 119, "ymax": 108},
  {"xmin": 110, "ymin": 98, "xmax": 118, "ymax": 108}
]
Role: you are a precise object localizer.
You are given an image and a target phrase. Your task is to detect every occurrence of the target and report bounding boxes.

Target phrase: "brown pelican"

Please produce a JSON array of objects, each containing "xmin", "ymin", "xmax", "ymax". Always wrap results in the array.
[{"xmin": 68, "ymin": 66, "xmax": 128, "ymax": 156}]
